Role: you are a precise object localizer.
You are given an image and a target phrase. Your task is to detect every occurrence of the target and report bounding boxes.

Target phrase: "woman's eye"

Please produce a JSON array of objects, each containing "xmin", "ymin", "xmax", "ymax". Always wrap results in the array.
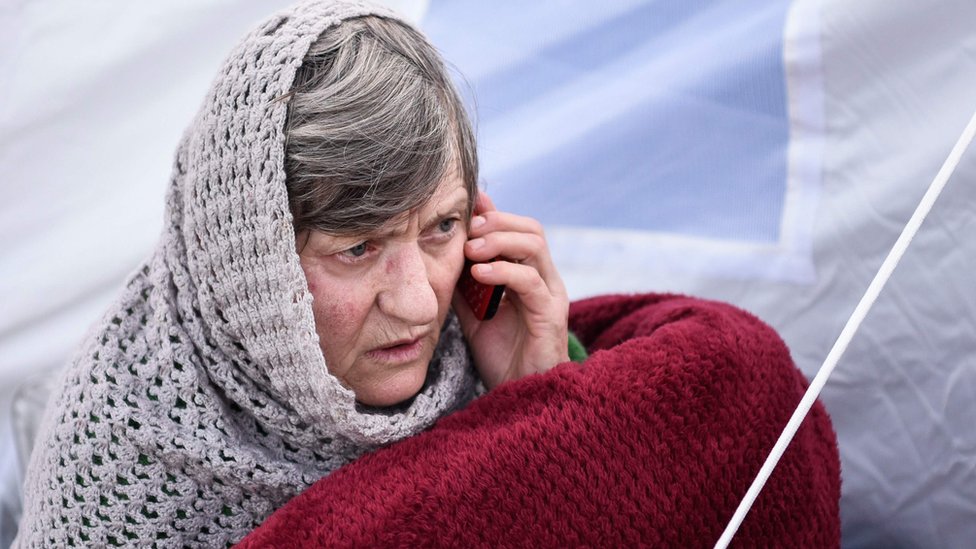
[
  {"xmin": 438, "ymin": 218, "xmax": 456, "ymax": 233},
  {"xmin": 343, "ymin": 242, "xmax": 369, "ymax": 257}
]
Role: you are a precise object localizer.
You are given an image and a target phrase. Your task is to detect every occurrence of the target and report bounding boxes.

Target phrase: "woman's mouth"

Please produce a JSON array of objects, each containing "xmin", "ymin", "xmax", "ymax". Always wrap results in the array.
[{"xmin": 365, "ymin": 337, "xmax": 424, "ymax": 363}]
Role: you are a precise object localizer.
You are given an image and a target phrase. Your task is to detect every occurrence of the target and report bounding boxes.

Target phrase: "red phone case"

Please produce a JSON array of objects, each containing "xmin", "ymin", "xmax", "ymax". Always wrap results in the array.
[{"xmin": 458, "ymin": 259, "xmax": 505, "ymax": 320}]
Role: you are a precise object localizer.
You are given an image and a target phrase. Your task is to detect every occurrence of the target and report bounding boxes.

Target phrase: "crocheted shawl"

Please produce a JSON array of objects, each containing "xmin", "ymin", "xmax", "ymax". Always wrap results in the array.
[{"xmin": 15, "ymin": 2, "xmax": 477, "ymax": 547}]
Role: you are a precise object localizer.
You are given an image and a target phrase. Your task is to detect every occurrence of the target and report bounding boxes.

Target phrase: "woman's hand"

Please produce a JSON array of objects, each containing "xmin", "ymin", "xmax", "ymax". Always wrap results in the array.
[{"xmin": 452, "ymin": 191, "xmax": 570, "ymax": 389}]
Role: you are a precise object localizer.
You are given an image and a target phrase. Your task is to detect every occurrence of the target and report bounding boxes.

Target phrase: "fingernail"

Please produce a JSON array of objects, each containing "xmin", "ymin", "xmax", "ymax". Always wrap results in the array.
[
  {"xmin": 475, "ymin": 263, "xmax": 492, "ymax": 274},
  {"xmin": 468, "ymin": 237, "xmax": 485, "ymax": 250},
  {"xmin": 471, "ymin": 215, "xmax": 486, "ymax": 229}
]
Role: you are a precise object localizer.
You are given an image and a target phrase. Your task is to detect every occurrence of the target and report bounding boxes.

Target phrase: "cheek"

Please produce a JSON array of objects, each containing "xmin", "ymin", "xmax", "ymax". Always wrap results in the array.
[
  {"xmin": 431, "ymin": 239, "xmax": 466, "ymax": 307},
  {"xmin": 303, "ymin": 267, "xmax": 373, "ymax": 363},
  {"xmin": 316, "ymin": 299, "xmax": 359, "ymax": 333}
]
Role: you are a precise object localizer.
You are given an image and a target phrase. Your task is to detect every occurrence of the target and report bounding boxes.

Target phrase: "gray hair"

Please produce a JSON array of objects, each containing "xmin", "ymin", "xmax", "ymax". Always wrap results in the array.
[{"xmin": 284, "ymin": 15, "xmax": 478, "ymax": 238}]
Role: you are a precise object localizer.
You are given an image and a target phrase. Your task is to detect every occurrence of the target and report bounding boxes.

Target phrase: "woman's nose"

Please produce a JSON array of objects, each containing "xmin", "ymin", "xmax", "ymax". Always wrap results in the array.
[{"xmin": 376, "ymin": 246, "xmax": 439, "ymax": 326}]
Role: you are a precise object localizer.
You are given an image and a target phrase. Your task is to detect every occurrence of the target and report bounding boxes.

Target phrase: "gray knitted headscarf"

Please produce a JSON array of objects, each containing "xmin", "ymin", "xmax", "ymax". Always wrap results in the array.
[{"xmin": 15, "ymin": 1, "xmax": 477, "ymax": 547}]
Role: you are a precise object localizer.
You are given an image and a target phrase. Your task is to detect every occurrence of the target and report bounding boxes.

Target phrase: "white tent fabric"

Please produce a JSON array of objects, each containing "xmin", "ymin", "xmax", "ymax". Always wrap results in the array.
[{"xmin": 1, "ymin": 0, "xmax": 974, "ymax": 546}]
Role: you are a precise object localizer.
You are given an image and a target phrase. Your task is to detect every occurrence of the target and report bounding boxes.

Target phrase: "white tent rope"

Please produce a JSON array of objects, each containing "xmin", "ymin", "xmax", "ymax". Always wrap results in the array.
[{"xmin": 714, "ymin": 103, "xmax": 976, "ymax": 549}]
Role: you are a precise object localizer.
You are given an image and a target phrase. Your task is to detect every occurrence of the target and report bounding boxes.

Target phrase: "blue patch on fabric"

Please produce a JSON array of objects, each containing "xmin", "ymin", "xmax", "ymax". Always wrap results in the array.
[{"xmin": 423, "ymin": 0, "xmax": 792, "ymax": 243}]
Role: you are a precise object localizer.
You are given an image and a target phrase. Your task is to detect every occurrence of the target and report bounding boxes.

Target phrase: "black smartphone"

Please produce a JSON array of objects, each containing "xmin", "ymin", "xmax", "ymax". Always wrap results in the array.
[{"xmin": 457, "ymin": 258, "xmax": 505, "ymax": 320}]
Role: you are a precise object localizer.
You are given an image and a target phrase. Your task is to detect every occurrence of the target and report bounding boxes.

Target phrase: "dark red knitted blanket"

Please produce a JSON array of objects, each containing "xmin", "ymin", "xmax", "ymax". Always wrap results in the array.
[{"xmin": 237, "ymin": 294, "xmax": 840, "ymax": 548}]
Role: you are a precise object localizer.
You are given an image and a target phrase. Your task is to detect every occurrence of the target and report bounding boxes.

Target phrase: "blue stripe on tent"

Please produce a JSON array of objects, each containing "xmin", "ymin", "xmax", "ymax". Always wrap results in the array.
[{"xmin": 423, "ymin": 0, "xmax": 792, "ymax": 243}]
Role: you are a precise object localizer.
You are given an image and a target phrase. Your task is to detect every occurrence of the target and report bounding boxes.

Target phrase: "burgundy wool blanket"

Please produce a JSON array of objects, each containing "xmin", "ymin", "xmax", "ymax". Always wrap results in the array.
[{"xmin": 237, "ymin": 294, "xmax": 841, "ymax": 548}]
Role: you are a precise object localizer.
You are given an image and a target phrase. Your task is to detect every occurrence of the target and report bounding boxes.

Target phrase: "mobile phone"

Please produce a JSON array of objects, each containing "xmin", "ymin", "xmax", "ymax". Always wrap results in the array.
[{"xmin": 457, "ymin": 259, "xmax": 505, "ymax": 320}]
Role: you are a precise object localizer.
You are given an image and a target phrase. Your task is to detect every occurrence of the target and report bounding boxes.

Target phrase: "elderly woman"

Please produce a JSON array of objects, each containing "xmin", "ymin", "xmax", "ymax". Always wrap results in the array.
[
  {"xmin": 15, "ymin": 1, "xmax": 572, "ymax": 546},
  {"xmin": 17, "ymin": 1, "xmax": 845, "ymax": 546}
]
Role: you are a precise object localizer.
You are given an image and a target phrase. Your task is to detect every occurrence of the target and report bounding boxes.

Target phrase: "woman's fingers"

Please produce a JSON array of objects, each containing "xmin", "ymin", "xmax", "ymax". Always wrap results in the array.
[
  {"xmin": 465, "ymin": 230, "xmax": 544, "ymax": 263},
  {"xmin": 465, "ymin": 231, "xmax": 563, "ymax": 294},
  {"xmin": 470, "ymin": 260, "xmax": 564, "ymax": 318},
  {"xmin": 467, "ymin": 197, "xmax": 566, "ymax": 298},
  {"xmin": 469, "ymin": 210, "xmax": 543, "ymax": 240},
  {"xmin": 468, "ymin": 190, "xmax": 567, "ymax": 301}
]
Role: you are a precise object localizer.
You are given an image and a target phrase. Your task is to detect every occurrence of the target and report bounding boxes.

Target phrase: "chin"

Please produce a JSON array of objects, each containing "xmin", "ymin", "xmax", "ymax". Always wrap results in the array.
[{"xmin": 354, "ymin": 361, "xmax": 430, "ymax": 407}]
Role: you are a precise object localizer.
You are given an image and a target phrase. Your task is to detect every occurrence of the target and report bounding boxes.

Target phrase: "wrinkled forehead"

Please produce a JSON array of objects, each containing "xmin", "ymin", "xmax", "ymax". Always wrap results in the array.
[
  {"xmin": 424, "ymin": 169, "xmax": 470, "ymax": 212},
  {"xmin": 374, "ymin": 171, "xmax": 471, "ymax": 235}
]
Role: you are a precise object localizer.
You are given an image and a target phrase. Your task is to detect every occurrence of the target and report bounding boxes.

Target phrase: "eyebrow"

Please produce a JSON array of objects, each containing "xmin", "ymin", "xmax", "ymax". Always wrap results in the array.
[
  {"xmin": 356, "ymin": 191, "xmax": 469, "ymax": 241},
  {"xmin": 423, "ymin": 194, "xmax": 469, "ymax": 227}
]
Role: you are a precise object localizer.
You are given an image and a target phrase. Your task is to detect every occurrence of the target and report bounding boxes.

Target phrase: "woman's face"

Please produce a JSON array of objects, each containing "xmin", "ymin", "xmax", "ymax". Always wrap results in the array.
[{"xmin": 298, "ymin": 175, "xmax": 469, "ymax": 407}]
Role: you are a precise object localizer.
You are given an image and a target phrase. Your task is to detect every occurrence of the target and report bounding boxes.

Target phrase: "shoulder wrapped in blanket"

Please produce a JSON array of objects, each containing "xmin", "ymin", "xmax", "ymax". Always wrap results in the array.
[{"xmin": 237, "ymin": 294, "xmax": 840, "ymax": 548}]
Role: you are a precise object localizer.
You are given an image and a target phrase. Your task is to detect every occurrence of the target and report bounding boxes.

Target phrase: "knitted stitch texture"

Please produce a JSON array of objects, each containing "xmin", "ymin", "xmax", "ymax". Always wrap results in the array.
[
  {"xmin": 14, "ymin": 2, "xmax": 477, "ymax": 547},
  {"xmin": 236, "ymin": 294, "xmax": 841, "ymax": 548}
]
